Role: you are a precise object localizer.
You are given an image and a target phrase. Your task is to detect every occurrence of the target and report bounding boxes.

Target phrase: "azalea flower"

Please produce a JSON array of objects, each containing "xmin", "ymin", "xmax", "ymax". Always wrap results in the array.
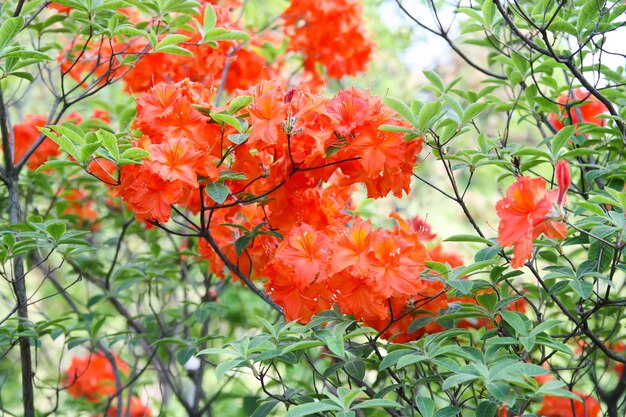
[
  {"xmin": 537, "ymin": 392, "xmax": 600, "ymax": 417},
  {"xmin": 496, "ymin": 161, "xmax": 570, "ymax": 268},
  {"xmin": 549, "ymin": 88, "xmax": 608, "ymax": 131}
]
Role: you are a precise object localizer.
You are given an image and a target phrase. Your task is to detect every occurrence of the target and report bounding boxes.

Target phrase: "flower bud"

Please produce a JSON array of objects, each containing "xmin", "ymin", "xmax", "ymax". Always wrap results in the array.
[{"xmin": 556, "ymin": 160, "xmax": 570, "ymax": 205}]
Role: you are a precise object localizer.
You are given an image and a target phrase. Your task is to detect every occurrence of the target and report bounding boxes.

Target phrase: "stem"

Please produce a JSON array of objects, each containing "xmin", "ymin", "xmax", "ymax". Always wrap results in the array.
[{"xmin": 1, "ymin": 84, "xmax": 35, "ymax": 417}]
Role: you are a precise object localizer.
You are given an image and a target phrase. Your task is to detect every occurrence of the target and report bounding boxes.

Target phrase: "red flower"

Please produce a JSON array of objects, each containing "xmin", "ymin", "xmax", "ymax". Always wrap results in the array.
[
  {"xmin": 537, "ymin": 392, "xmax": 600, "ymax": 417},
  {"xmin": 107, "ymin": 396, "xmax": 152, "ymax": 417},
  {"xmin": 549, "ymin": 88, "xmax": 608, "ymax": 131},
  {"xmin": 12, "ymin": 114, "xmax": 58, "ymax": 169},
  {"xmin": 496, "ymin": 163, "xmax": 570, "ymax": 268},
  {"xmin": 65, "ymin": 353, "xmax": 129, "ymax": 402}
]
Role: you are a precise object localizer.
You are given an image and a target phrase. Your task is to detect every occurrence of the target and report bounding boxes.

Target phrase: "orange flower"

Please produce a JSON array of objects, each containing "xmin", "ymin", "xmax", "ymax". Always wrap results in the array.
[
  {"xmin": 330, "ymin": 218, "xmax": 374, "ymax": 275},
  {"xmin": 549, "ymin": 88, "xmax": 608, "ymax": 131},
  {"xmin": 368, "ymin": 230, "xmax": 428, "ymax": 298},
  {"xmin": 273, "ymin": 224, "xmax": 332, "ymax": 288},
  {"xmin": 107, "ymin": 396, "xmax": 152, "ymax": 417},
  {"xmin": 537, "ymin": 392, "xmax": 600, "ymax": 417},
  {"xmin": 148, "ymin": 137, "xmax": 202, "ymax": 187},
  {"xmin": 613, "ymin": 341, "xmax": 626, "ymax": 374},
  {"xmin": 65, "ymin": 353, "xmax": 129, "ymax": 402},
  {"xmin": 282, "ymin": 0, "xmax": 374, "ymax": 81},
  {"xmin": 496, "ymin": 163, "xmax": 570, "ymax": 268},
  {"xmin": 12, "ymin": 114, "xmax": 58, "ymax": 169}
]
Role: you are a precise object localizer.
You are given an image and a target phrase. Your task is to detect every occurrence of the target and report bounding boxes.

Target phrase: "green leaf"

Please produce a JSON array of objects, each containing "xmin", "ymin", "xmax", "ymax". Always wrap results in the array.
[
  {"xmin": 475, "ymin": 401, "xmax": 497, "ymax": 417},
  {"xmin": 234, "ymin": 234, "xmax": 252, "ymax": 256},
  {"xmin": 96, "ymin": 129, "xmax": 119, "ymax": 160},
  {"xmin": 351, "ymin": 399, "xmax": 403, "ymax": 410},
  {"xmin": 417, "ymin": 101, "xmax": 444, "ymax": 131},
  {"xmin": 434, "ymin": 406, "xmax": 460, "ymax": 417},
  {"xmin": 216, "ymin": 359, "xmax": 245, "ymax": 379},
  {"xmin": 203, "ymin": 3, "xmax": 217, "ymax": 29},
  {"xmin": 569, "ymin": 280, "xmax": 593, "ymax": 299},
  {"xmin": 441, "ymin": 373, "xmax": 479, "ymax": 390},
  {"xmin": 576, "ymin": 1, "xmax": 600, "ymax": 38},
  {"xmin": 500, "ymin": 311, "xmax": 527, "ymax": 336},
  {"xmin": 40, "ymin": 128, "xmax": 80, "ymax": 161},
  {"xmin": 251, "ymin": 400, "xmax": 279, "ymax": 417},
  {"xmin": 156, "ymin": 45, "xmax": 193, "ymax": 56},
  {"xmin": 396, "ymin": 354, "xmax": 429, "ymax": 370},
  {"xmin": 423, "ymin": 70, "xmax": 444, "ymax": 92},
  {"xmin": 0, "ymin": 17, "xmax": 24, "ymax": 56},
  {"xmin": 415, "ymin": 396, "xmax": 434, "ymax": 417},
  {"xmin": 444, "ymin": 234, "xmax": 492, "ymax": 245},
  {"xmin": 120, "ymin": 148, "xmax": 149, "ymax": 160},
  {"xmin": 530, "ymin": 320, "xmax": 562, "ymax": 336},
  {"xmin": 343, "ymin": 358, "xmax": 365, "ymax": 381},
  {"xmin": 227, "ymin": 133, "xmax": 250, "ymax": 145},
  {"xmin": 383, "ymin": 96, "xmax": 416, "ymax": 126},
  {"xmin": 280, "ymin": 340, "xmax": 325, "ymax": 354},
  {"xmin": 204, "ymin": 28, "xmax": 251, "ymax": 42},
  {"xmin": 379, "ymin": 349, "xmax": 413, "ymax": 371},
  {"xmin": 551, "ymin": 125, "xmax": 576, "ymax": 157},
  {"xmin": 176, "ymin": 346, "xmax": 195, "ymax": 365},
  {"xmin": 462, "ymin": 102, "xmax": 488, "ymax": 124},
  {"xmin": 286, "ymin": 401, "xmax": 342, "ymax": 417},
  {"xmin": 46, "ymin": 222, "xmax": 66, "ymax": 241},
  {"xmin": 211, "ymin": 113, "xmax": 243, "ymax": 132},
  {"xmin": 477, "ymin": 292, "xmax": 498, "ymax": 313},
  {"xmin": 206, "ymin": 182, "xmax": 230, "ymax": 204},
  {"xmin": 157, "ymin": 34, "xmax": 190, "ymax": 49},
  {"xmin": 228, "ymin": 96, "xmax": 253, "ymax": 114}
]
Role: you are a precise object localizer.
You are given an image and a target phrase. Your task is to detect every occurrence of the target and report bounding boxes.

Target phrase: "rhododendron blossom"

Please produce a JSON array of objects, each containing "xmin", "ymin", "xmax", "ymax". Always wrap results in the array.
[
  {"xmin": 282, "ymin": 0, "xmax": 374, "ymax": 83},
  {"xmin": 107, "ymin": 396, "xmax": 152, "ymax": 417},
  {"xmin": 549, "ymin": 88, "xmax": 608, "ymax": 131},
  {"xmin": 65, "ymin": 353, "xmax": 129, "ymax": 402},
  {"xmin": 496, "ymin": 161, "xmax": 570, "ymax": 268},
  {"xmin": 537, "ymin": 392, "xmax": 601, "ymax": 417}
]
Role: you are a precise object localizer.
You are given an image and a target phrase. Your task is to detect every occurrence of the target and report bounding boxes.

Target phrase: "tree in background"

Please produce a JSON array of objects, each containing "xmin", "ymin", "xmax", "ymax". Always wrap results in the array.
[{"xmin": 0, "ymin": 1, "xmax": 624, "ymax": 416}]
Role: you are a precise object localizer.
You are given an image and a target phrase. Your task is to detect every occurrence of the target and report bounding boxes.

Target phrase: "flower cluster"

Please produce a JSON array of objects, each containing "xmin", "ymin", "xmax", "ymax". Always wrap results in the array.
[
  {"xmin": 121, "ymin": 4, "xmax": 278, "ymax": 94},
  {"xmin": 65, "ymin": 352, "xmax": 151, "ymax": 416},
  {"xmin": 116, "ymin": 78, "xmax": 421, "ymax": 224},
  {"xmin": 282, "ymin": 0, "xmax": 374, "ymax": 85},
  {"xmin": 496, "ymin": 161, "xmax": 570, "ymax": 268}
]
